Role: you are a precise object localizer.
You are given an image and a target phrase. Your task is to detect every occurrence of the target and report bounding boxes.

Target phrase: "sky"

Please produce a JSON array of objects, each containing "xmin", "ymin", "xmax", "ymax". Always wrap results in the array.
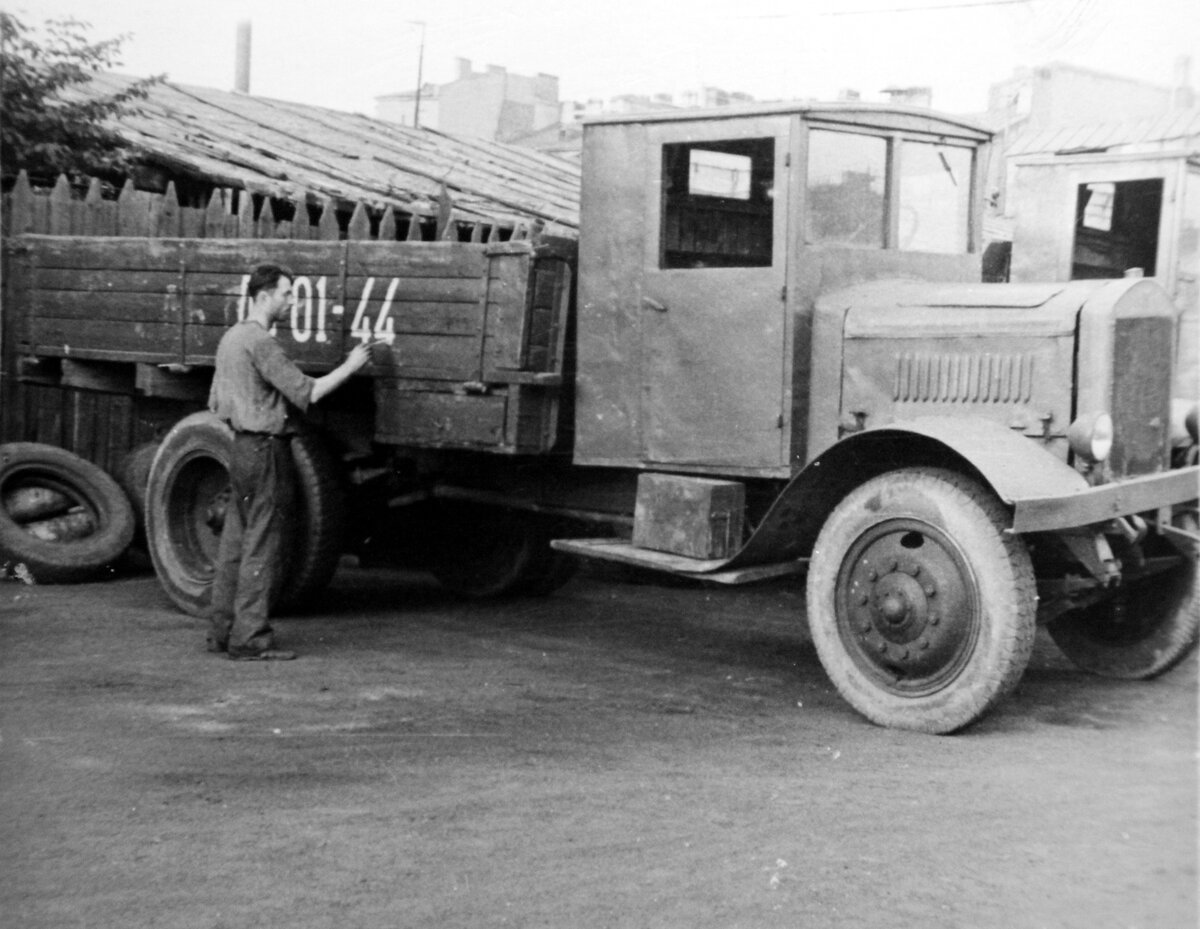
[{"xmin": 8, "ymin": 0, "xmax": 1199, "ymax": 117}]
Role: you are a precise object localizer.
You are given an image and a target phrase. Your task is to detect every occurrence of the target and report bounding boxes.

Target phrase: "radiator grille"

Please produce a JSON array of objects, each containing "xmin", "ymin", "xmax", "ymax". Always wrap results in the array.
[
  {"xmin": 893, "ymin": 352, "xmax": 1035, "ymax": 404},
  {"xmin": 1110, "ymin": 316, "xmax": 1171, "ymax": 477}
]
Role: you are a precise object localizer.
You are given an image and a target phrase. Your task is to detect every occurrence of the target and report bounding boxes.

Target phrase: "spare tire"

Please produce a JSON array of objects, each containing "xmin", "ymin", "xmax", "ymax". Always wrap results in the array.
[
  {"xmin": 0, "ymin": 442, "xmax": 136, "ymax": 583},
  {"xmin": 117, "ymin": 440, "xmax": 160, "ymax": 534},
  {"xmin": 144, "ymin": 412, "xmax": 346, "ymax": 616}
]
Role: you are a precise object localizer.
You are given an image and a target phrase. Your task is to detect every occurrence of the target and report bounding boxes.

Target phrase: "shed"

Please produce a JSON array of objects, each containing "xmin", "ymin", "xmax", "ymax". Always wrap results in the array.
[
  {"xmin": 1006, "ymin": 109, "xmax": 1200, "ymax": 396},
  {"xmin": 55, "ymin": 72, "xmax": 582, "ymax": 238}
]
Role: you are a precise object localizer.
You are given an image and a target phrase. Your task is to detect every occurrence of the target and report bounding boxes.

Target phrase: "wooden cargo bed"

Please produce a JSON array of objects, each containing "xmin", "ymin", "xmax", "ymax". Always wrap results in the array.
[{"xmin": 2, "ymin": 234, "xmax": 575, "ymax": 459}]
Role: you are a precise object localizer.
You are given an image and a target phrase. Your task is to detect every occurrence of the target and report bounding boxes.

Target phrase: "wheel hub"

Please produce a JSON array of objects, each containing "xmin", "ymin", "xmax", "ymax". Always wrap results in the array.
[{"xmin": 836, "ymin": 519, "xmax": 979, "ymax": 693}]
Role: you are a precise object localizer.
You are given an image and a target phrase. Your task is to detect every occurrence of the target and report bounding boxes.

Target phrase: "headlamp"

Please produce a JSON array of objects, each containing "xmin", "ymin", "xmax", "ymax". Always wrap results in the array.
[{"xmin": 1067, "ymin": 411, "xmax": 1114, "ymax": 464}]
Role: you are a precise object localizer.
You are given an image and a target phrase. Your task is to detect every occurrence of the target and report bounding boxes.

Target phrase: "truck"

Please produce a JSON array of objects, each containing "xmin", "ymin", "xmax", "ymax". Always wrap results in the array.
[{"xmin": 2, "ymin": 101, "xmax": 1197, "ymax": 733}]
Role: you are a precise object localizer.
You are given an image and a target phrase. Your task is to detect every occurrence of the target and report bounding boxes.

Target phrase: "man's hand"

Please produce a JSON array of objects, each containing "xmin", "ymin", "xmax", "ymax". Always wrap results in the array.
[
  {"xmin": 346, "ymin": 341, "xmax": 375, "ymax": 372},
  {"xmin": 311, "ymin": 340, "xmax": 380, "ymax": 403}
]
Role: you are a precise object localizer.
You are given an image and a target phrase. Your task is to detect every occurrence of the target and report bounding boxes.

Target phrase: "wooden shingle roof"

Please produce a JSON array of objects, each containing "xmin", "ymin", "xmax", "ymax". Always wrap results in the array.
[{"xmin": 75, "ymin": 72, "xmax": 581, "ymax": 234}]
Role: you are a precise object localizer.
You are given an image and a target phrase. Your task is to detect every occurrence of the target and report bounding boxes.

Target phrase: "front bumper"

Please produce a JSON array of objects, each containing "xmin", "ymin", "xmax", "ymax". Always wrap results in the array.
[{"xmin": 1009, "ymin": 466, "xmax": 1200, "ymax": 534}]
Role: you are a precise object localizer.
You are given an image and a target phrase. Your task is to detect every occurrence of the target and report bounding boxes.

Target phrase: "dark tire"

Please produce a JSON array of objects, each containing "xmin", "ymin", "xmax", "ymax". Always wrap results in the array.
[
  {"xmin": 117, "ymin": 440, "xmax": 160, "ymax": 534},
  {"xmin": 518, "ymin": 518, "xmax": 580, "ymax": 596},
  {"xmin": 281, "ymin": 431, "xmax": 347, "ymax": 611},
  {"xmin": 0, "ymin": 442, "xmax": 135, "ymax": 583},
  {"xmin": 806, "ymin": 468, "xmax": 1037, "ymax": 734},
  {"xmin": 1048, "ymin": 516, "xmax": 1198, "ymax": 679},
  {"xmin": 429, "ymin": 505, "xmax": 575, "ymax": 599},
  {"xmin": 144, "ymin": 413, "xmax": 345, "ymax": 616}
]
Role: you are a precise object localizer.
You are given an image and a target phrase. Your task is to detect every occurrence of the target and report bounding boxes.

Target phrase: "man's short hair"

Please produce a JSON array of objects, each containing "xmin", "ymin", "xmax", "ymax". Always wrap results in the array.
[{"xmin": 247, "ymin": 263, "xmax": 295, "ymax": 300}]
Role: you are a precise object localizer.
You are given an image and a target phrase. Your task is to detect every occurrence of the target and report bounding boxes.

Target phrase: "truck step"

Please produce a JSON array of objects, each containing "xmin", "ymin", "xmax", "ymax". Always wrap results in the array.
[{"xmin": 550, "ymin": 538, "xmax": 806, "ymax": 585}]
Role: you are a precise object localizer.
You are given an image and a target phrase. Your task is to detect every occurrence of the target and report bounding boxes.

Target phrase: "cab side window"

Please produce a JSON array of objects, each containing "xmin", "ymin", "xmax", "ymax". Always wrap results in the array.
[
  {"xmin": 806, "ymin": 130, "xmax": 887, "ymax": 248},
  {"xmin": 660, "ymin": 137, "xmax": 775, "ymax": 269}
]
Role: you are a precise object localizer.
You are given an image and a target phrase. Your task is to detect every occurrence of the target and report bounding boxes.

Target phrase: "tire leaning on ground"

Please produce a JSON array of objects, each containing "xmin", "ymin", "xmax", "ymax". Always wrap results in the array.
[
  {"xmin": 117, "ymin": 440, "xmax": 161, "ymax": 536},
  {"xmin": 0, "ymin": 442, "xmax": 136, "ymax": 583},
  {"xmin": 144, "ymin": 412, "xmax": 346, "ymax": 616},
  {"xmin": 805, "ymin": 467, "xmax": 1038, "ymax": 734}
]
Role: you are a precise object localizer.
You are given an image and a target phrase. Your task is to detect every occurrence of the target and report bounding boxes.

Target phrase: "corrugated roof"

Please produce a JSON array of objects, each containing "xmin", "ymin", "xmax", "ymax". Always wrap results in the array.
[
  {"xmin": 72, "ymin": 73, "xmax": 582, "ymax": 233},
  {"xmin": 1007, "ymin": 108, "xmax": 1200, "ymax": 157}
]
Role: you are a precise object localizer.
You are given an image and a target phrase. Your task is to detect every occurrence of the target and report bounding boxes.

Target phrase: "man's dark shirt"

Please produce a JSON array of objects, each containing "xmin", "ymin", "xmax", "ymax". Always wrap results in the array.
[{"xmin": 208, "ymin": 320, "xmax": 313, "ymax": 435}]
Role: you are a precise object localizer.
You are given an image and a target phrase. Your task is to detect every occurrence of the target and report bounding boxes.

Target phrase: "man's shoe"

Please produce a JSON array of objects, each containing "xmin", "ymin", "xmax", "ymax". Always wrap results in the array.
[{"xmin": 227, "ymin": 648, "xmax": 297, "ymax": 661}]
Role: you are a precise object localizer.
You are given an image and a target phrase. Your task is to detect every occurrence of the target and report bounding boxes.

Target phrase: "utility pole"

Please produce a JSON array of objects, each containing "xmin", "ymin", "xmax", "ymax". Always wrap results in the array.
[{"xmin": 409, "ymin": 20, "xmax": 426, "ymax": 128}]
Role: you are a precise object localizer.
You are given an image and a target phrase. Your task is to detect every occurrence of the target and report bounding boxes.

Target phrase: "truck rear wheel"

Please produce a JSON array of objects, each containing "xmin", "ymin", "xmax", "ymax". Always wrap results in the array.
[
  {"xmin": 145, "ymin": 413, "xmax": 345, "ymax": 616},
  {"xmin": 1047, "ymin": 517, "xmax": 1198, "ymax": 679},
  {"xmin": 806, "ymin": 467, "xmax": 1037, "ymax": 734},
  {"xmin": 430, "ymin": 504, "xmax": 576, "ymax": 598}
]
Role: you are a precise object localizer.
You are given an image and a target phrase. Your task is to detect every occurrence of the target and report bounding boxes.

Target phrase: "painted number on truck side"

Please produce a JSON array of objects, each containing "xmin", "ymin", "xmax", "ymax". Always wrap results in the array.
[{"xmin": 236, "ymin": 275, "xmax": 398, "ymax": 345}]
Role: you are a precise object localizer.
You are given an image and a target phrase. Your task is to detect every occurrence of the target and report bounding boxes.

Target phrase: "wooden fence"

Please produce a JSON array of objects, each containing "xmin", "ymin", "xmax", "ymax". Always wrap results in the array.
[{"xmin": 0, "ymin": 170, "xmax": 538, "ymax": 243}]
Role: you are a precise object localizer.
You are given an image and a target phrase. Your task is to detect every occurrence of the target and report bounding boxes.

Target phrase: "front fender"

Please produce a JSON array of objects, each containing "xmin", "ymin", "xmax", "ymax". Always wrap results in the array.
[
  {"xmin": 874, "ymin": 417, "xmax": 1090, "ymax": 506},
  {"xmin": 726, "ymin": 418, "xmax": 1195, "ymax": 568},
  {"xmin": 732, "ymin": 418, "xmax": 1086, "ymax": 567}
]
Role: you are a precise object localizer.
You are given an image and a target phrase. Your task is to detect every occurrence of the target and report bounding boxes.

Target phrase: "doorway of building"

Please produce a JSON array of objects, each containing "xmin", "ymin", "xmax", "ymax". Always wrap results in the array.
[{"xmin": 1071, "ymin": 178, "xmax": 1163, "ymax": 279}]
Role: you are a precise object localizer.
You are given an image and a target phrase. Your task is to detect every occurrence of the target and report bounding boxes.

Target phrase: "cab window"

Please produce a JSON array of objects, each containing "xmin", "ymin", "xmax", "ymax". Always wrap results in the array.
[
  {"xmin": 898, "ymin": 141, "xmax": 973, "ymax": 253},
  {"xmin": 806, "ymin": 130, "xmax": 887, "ymax": 247},
  {"xmin": 660, "ymin": 137, "xmax": 775, "ymax": 268}
]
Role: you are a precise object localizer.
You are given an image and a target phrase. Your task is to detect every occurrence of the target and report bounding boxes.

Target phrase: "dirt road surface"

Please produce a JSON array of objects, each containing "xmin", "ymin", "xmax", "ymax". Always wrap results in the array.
[{"xmin": 1, "ymin": 562, "xmax": 1196, "ymax": 929}]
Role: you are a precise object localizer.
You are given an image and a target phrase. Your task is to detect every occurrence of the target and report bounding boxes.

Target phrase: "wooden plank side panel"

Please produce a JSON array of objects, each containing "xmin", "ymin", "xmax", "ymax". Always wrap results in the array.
[
  {"xmin": 373, "ymin": 387, "xmax": 508, "ymax": 449},
  {"xmin": 374, "ymin": 334, "xmax": 482, "ymax": 381},
  {"xmin": 33, "ymin": 267, "xmax": 183, "ymax": 294},
  {"xmin": 483, "ymin": 251, "xmax": 531, "ymax": 373},
  {"xmin": 345, "ymin": 240, "xmax": 490, "ymax": 279},
  {"xmin": 22, "ymin": 235, "xmax": 348, "ymax": 273},
  {"xmin": 505, "ymin": 387, "xmax": 559, "ymax": 453},
  {"xmin": 27, "ymin": 318, "xmax": 182, "ymax": 362},
  {"xmin": 23, "ymin": 289, "xmax": 184, "ymax": 323},
  {"xmin": 24, "ymin": 236, "xmax": 186, "ymax": 271}
]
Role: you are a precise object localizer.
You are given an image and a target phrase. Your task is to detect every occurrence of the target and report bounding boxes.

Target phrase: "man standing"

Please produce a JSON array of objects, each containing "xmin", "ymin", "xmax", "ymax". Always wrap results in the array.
[{"xmin": 208, "ymin": 263, "xmax": 373, "ymax": 660}]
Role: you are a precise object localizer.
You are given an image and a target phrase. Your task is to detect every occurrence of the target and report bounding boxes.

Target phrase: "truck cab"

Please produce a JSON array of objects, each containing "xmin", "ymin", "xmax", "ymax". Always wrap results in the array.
[{"xmin": 574, "ymin": 103, "xmax": 990, "ymax": 474}]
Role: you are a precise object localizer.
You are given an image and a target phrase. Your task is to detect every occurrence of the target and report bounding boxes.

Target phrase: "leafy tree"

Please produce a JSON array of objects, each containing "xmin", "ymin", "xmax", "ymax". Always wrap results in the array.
[{"xmin": 0, "ymin": 12, "xmax": 164, "ymax": 185}]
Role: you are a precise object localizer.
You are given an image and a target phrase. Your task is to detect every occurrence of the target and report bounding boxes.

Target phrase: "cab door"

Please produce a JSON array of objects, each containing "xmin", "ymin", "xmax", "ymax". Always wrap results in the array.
[{"xmin": 639, "ymin": 115, "xmax": 791, "ymax": 471}]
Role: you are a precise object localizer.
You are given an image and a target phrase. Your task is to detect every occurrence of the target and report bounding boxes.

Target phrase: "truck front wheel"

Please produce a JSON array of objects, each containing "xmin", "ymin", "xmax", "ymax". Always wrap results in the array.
[{"xmin": 806, "ymin": 468, "xmax": 1037, "ymax": 734}]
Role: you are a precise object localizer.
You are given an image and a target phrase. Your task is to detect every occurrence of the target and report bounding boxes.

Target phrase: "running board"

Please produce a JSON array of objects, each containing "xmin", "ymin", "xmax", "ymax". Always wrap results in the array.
[{"xmin": 551, "ymin": 538, "xmax": 807, "ymax": 585}]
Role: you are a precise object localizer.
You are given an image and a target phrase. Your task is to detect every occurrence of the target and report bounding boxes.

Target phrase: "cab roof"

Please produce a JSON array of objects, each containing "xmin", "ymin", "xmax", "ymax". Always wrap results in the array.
[{"xmin": 582, "ymin": 101, "xmax": 992, "ymax": 142}]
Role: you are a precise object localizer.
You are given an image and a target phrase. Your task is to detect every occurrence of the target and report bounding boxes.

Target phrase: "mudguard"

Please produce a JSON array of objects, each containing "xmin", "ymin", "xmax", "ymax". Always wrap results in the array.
[{"xmin": 727, "ymin": 417, "xmax": 1197, "ymax": 568}]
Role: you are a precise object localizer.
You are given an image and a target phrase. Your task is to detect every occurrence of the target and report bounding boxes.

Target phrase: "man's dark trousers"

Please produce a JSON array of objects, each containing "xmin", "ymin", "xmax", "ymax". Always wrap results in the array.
[{"xmin": 209, "ymin": 433, "xmax": 293, "ymax": 653}]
